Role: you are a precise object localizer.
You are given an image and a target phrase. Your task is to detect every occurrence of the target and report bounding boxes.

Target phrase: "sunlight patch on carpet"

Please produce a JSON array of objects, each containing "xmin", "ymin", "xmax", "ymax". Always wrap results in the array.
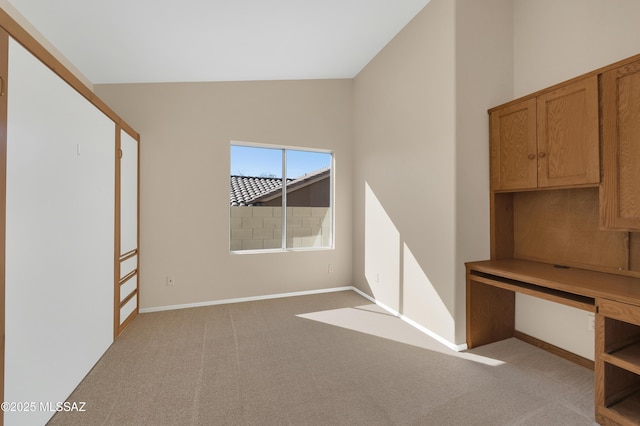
[{"xmin": 297, "ymin": 304, "xmax": 505, "ymax": 366}]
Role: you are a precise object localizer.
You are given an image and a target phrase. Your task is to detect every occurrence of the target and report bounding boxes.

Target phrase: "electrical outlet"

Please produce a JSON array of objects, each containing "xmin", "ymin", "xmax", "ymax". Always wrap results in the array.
[
  {"xmin": 167, "ymin": 276, "xmax": 176, "ymax": 286},
  {"xmin": 587, "ymin": 313, "xmax": 595, "ymax": 332}
]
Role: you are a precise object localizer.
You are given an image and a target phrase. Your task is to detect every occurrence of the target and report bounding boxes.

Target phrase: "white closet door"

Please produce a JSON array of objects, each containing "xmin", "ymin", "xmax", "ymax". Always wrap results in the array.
[{"xmin": 5, "ymin": 38, "xmax": 114, "ymax": 426}]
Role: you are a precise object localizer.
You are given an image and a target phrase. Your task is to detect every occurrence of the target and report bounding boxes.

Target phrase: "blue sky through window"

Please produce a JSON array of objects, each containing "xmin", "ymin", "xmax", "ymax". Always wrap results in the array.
[{"xmin": 231, "ymin": 145, "xmax": 331, "ymax": 179}]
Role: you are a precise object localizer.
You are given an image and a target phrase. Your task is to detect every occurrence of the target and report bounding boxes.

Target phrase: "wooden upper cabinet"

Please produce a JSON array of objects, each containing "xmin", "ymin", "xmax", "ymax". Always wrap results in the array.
[
  {"xmin": 490, "ymin": 76, "xmax": 599, "ymax": 191},
  {"xmin": 600, "ymin": 59, "xmax": 640, "ymax": 231},
  {"xmin": 537, "ymin": 76, "xmax": 599, "ymax": 188},
  {"xmin": 490, "ymin": 98, "xmax": 537, "ymax": 190}
]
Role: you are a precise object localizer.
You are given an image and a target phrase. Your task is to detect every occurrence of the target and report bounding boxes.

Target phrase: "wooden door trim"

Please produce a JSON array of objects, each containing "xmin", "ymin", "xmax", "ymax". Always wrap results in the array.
[
  {"xmin": 114, "ymin": 130, "xmax": 140, "ymax": 338},
  {"xmin": 0, "ymin": 27, "xmax": 7, "ymax": 426}
]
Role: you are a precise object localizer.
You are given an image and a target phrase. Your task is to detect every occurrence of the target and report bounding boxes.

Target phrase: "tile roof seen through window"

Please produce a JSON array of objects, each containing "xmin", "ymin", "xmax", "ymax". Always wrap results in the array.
[
  {"xmin": 230, "ymin": 167, "xmax": 330, "ymax": 206},
  {"xmin": 229, "ymin": 175, "xmax": 290, "ymax": 206}
]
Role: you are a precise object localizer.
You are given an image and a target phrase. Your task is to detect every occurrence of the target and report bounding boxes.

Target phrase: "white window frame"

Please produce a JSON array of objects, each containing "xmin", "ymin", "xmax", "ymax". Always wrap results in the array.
[{"xmin": 229, "ymin": 141, "xmax": 334, "ymax": 253}]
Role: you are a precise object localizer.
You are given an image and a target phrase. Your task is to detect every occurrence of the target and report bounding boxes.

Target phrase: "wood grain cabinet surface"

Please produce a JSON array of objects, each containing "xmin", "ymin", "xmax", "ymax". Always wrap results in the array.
[
  {"xmin": 490, "ymin": 98, "xmax": 537, "ymax": 190},
  {"xmin": 490, "ymin": 76, "xmax": 599, "ymax": 191},
  {"xmin": 600, "ymin": 59, "xmax": 640, "ymax": 231},
  {"xmin": 479, "ymin": 51, "xmax": 640, "ymax": 426}
]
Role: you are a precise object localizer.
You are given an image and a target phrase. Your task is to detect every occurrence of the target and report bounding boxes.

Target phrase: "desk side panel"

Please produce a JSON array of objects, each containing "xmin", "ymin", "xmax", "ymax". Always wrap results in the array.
[{"xmin": 467, "ymin": 267, "xmax": 515, "ymax": 348}]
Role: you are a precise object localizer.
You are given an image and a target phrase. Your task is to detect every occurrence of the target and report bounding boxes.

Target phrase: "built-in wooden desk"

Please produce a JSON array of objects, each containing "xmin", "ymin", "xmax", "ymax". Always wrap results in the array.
[
  {"xmin": 466, "ymin": 258, "xmax": 640, "ymax": 425},
  {"xmin": 484, "ymin": 52, "xmax": 640, "ymax": 426}
]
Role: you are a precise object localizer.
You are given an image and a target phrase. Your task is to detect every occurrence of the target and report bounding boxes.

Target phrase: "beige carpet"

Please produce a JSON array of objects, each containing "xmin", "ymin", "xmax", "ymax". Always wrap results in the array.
[{"xmin": 48, "ymin": 290, "xmax": 597, "ymax": 425}]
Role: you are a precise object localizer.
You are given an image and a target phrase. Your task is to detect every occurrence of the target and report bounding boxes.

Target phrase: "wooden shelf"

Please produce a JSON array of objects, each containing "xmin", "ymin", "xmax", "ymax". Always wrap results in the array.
[
  {"xmin": 603, "ymin": 344, "xmax": 640, "ymax": 376},
  {"xmin": 597, "ymin": 305, "xmax": 640, "ymax": 425},
  {"xmin": 602, "ymin": 389, "xmax": 640, "ymax": 424}
]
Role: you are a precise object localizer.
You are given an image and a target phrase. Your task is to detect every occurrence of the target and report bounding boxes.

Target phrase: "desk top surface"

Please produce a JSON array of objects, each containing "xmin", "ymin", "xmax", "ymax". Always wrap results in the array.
[{"xmin": 466, "ymin": 259, "xmax": 640, "ymax": 306}]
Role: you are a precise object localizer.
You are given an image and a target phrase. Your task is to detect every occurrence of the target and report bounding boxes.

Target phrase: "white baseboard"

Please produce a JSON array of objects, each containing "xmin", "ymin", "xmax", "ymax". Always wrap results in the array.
[
  {"xmin": 139, "ymin": 286, "xmax": 355, "ymax": 313},
  {"xmin": 350, "ymin": 287, "xmax": 467, "ymax": 352},
  {"xmin": 139, "ymin": 285, "xmax": 468, "ymax": 352},
  {"xmin": 350, "ymin": 286, "xmax": 400, "ymax": 315},
  {"xmin": 400, "ymin": 313, "xmax": 468, "ymax": 352}
]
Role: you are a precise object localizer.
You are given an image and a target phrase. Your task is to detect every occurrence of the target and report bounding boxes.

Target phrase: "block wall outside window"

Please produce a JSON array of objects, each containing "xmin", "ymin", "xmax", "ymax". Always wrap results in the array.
[{"xmin": 230, "ymin": 206, "xmax": 331, "ymax": 251}]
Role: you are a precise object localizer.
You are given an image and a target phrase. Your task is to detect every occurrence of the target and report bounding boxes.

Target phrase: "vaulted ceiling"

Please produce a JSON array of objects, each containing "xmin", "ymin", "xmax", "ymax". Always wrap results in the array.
[{"xmin": 7, "ymin": 0, "xmax": 430, "ymax": 84}]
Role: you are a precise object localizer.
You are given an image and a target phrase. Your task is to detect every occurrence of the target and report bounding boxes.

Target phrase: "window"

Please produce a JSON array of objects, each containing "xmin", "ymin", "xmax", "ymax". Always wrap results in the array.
[{"xmin": 230, "ymin": 143, "xmax": 333, "ymax": 252}]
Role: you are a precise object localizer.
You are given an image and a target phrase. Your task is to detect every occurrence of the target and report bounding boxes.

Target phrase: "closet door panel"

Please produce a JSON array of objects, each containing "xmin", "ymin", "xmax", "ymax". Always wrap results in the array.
[
  {"xmin": 5, "ymin": 38, "xmax": 114, "ymax": 426},
  {"xmin": 116, "ymin": 129, "xmax": 138, "ymax": 334},
  {"xmin": 120, "ymin": 254, "xmax": 138, "ymax": 279},
  {"xmin": 120, "ymin": 275, "xmax": 137, "ymax": 303},
  {"xmin": 120, "ymin": 294, "xmax": 137, "ymax": 325},
  {"xmin": 120, "ymin": 130, "xmax": 138, "ymax": 255}
]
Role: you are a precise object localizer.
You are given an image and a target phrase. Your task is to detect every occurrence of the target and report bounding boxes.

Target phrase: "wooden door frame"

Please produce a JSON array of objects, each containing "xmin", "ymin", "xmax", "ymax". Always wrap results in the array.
[
  {"xmin": 0, "ymin": 27, "xmax": 7, "ymax": 426},
  {"xmin": 114, "ymin": 127, "xmax": 140, "ymax": 338}
]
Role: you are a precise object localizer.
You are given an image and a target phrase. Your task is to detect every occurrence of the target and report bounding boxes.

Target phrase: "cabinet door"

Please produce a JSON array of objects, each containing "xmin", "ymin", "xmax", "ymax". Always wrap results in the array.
[
  {"xmin": 537, "ymin": 76, "xmax": 599, "ymax": 188},
  {"xmin": 490, "ymin": 98, "xmax": 537, "ymax": 190},
  {"xmin": 600, "ymin": 60, "xmax": 640, "ymax": 230}
]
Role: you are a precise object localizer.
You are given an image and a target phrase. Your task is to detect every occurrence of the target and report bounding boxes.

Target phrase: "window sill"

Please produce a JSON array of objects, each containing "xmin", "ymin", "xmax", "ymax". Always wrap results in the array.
[{"xmin": 230, "ymin": 247, "xmax": 334, "ymax": 255}]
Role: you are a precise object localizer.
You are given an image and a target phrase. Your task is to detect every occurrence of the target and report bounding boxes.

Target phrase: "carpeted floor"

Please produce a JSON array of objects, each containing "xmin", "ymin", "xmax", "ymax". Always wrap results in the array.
[{"xmin": 48, "ymin": 290, "xmax": 597, "ymax": 425}]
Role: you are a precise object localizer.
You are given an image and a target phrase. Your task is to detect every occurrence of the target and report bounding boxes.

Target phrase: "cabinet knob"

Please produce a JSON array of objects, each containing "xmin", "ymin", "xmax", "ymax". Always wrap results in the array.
[
  {"xmin": 538, "ymin": 152, "xmax": 546, "ymax": 159},
  {"xmin": 528, "ymin": 154, "xmax": 536, "ymax": 160}
]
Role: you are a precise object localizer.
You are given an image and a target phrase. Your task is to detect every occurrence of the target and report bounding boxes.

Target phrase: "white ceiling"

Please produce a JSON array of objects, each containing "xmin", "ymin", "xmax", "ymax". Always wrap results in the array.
[{"xmin": 7, "ymin": 0, "xmax": 430, "ymax": 84}]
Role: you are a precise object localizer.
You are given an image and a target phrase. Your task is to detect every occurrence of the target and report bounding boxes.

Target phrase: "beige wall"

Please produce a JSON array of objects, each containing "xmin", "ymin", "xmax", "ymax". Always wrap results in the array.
[
  {"xmin": 351, "ymin": 0, "xmax": 640, "ymax": 351},
  {"xmin": 353, "ymin": 0, "xmax": 512, "ymax": 346},
  {"xmin": 95, "ymin": 80, "xmax": 353, "ymax": 309},
  {"xmin": 454, "ymin": 0, "xmax": 514, "ymax": 344},
  {"xmin": 514, "ymin": 0, "xmax": 640, "ymax": 97},
  {"xmin": 73, "ymin": 0, "xmax": 640, "ymax": 349},
  {"xmin": 353, "ymin": 0, "xmax": 457, "ymax": 345},
  {"xmin": 512, "ymin": 0, "xmax": 640, "ymax": 359}
]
